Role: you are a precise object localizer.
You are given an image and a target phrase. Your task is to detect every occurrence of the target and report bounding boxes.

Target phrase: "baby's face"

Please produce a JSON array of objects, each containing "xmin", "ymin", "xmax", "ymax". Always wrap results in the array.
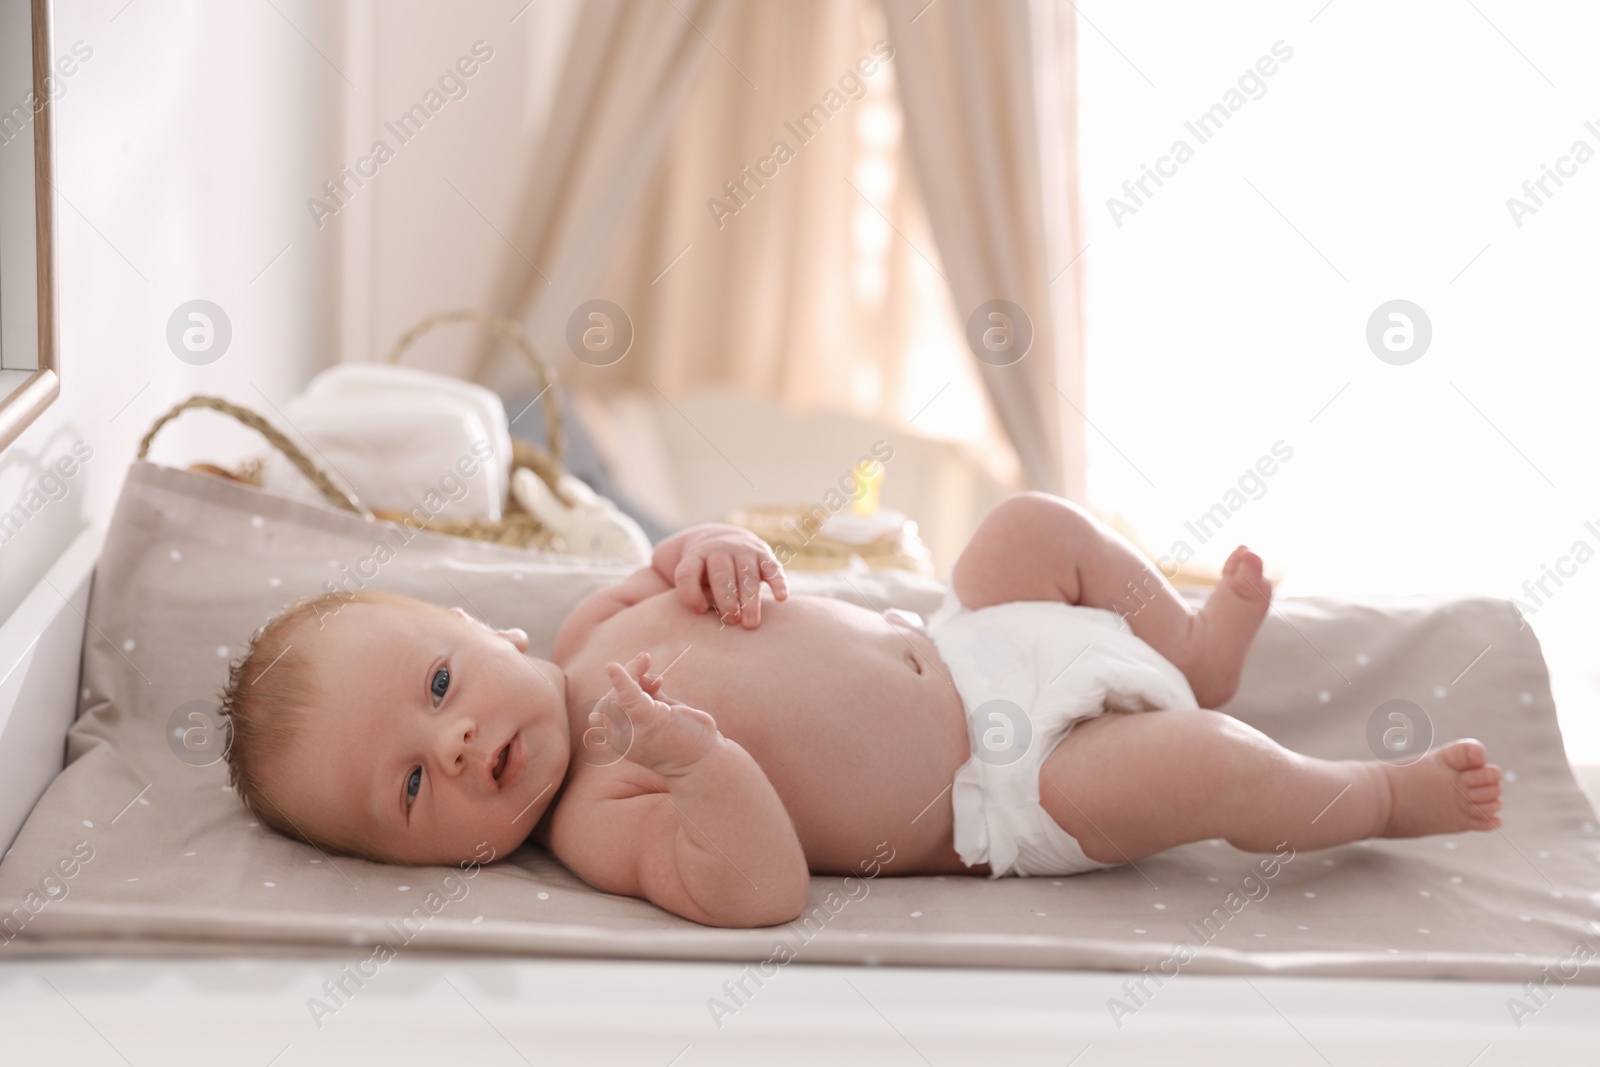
[{"xmin": 272, "ymin": 599, "xmax": 570, "ymax": 865}]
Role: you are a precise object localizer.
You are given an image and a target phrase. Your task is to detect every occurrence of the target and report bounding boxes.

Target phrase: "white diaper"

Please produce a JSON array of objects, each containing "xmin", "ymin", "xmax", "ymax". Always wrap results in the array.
[{"xmin": 918, "ymin": 590, "xmax": 1198, "ymax": 879}]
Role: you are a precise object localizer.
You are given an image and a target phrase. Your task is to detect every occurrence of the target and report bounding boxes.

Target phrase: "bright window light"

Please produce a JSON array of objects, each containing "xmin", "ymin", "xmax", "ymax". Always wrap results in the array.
[{"xmin": 1076, "ymin": 2, "xmax": 1600, "ymax": 760}]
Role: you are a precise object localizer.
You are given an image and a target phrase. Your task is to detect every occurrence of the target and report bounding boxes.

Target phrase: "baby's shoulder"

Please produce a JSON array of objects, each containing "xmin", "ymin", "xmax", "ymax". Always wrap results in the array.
[
  {"xmin": 537, "ymin": 761, "xmax": 670, "ymax": 884},
  {"xmin": 546, "ymin": 757, "xmax": 660, "ymax": 829}
]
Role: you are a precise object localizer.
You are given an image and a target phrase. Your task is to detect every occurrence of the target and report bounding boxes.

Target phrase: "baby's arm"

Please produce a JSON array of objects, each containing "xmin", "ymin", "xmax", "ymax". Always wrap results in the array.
[
  {"xmin": 548, "ymin": 654, "xmax": 809, "ymax": 928},
  {"xmin": 552, "ymin": 565, "xmax": 672, "ymax": 662}
]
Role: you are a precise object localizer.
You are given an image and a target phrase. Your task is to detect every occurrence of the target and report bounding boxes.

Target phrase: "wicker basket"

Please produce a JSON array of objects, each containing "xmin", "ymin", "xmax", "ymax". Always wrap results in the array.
[{"xmin": 137, "ymin": 310, "xmax": 574, "ymax": 552}]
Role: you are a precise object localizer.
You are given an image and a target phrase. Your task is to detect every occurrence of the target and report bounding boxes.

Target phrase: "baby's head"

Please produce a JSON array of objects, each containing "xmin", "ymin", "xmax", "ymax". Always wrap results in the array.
[{"xmin": 219, "ymin": 589, "xmax": 570, "ymax": 866}]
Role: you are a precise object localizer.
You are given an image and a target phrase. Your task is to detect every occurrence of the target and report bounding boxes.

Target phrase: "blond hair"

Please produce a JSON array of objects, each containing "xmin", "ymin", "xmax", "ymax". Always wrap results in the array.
[{"xmin": 218, "ymin": 587, "xmax": 424, "ymax": 860}]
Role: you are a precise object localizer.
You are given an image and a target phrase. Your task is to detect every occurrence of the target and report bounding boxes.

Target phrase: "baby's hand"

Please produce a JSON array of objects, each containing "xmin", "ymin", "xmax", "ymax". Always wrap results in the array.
[
  {"xmin": 673, "ymin": 526, "xmax": 788, "ymax": 629},
  {"xmin": 597, "ymin": 654, "xmax": 722, "ymax": 777}
]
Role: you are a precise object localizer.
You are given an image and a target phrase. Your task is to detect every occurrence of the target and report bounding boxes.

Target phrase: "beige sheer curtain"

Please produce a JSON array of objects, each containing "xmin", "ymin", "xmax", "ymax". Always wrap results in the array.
[
  {"xmin": 590, "ymin": 0, "xmax": 883, "ymax": 406},
  {"xmin": 478, "ymin": 0, "xmax": 1083, "ymax": 498},
  {"xmin": 468, "ymin": 0, "xmax": 734, "ymax": 393},
  {"xmin": 582, "ymin": 0, "xmax": 1016, "ymax": 484},
  {"xmin": 881, "ymin": 0, "xmax": 1086, "ymax": 500}
]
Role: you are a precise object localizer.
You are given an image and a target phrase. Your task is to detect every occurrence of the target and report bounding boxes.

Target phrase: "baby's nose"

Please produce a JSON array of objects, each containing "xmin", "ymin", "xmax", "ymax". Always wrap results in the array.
[{"xmin": 434, "ymin": 717, "xmax": 477, "ymax": 775}]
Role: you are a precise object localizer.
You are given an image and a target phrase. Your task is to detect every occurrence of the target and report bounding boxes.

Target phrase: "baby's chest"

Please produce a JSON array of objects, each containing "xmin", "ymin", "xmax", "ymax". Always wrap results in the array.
[{"xmin": 568, "ymin": 605, "xmax": 942, "ymax": 743}]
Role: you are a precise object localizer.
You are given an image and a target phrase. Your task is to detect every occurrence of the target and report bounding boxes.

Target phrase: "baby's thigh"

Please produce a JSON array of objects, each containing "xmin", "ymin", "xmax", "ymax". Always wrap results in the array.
[{"xmin": 1038, "ymin": 709, "xmax": 1227, "ymax": 863}]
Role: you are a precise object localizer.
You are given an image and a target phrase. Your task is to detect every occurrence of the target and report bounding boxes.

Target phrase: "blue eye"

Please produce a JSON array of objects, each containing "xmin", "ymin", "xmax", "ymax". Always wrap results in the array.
[
  {"xmin": 406, "ymin": 767, "xmax": 422, "ymax": 806},
  {"xmin": 430, "ymin": 667, "xmax": 450, "ymax": 703}
]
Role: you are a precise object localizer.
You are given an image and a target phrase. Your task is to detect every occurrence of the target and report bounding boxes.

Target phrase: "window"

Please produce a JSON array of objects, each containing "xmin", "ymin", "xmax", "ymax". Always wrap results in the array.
[
  {"xmin": 0, "ymin": 0, "xmax": 60, "ymax": 451},
  {"xmin": 1077, "ymin": 3, "xmax": 1600, "ymax": 759}
]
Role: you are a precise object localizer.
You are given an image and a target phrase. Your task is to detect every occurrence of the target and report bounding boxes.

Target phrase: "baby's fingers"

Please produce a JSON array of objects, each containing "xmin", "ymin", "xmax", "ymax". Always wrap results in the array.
[
  {"xmin": 760, "ymin": 556, "xmax": 789, "ymax": 601},
  {"xmin": 673, "ymin": 556, "xmax": 711, "ymax": 613},
  {"xmin": 735, "ymin": 555, "xmax": 762, "ymax": 628},
  {"xmin": 604, "ymin": 660, "xmax": 650, "ymax": 707},
  {"xmin": 706, "ymin": 550, "xmax": 740, "ymax": 624}
]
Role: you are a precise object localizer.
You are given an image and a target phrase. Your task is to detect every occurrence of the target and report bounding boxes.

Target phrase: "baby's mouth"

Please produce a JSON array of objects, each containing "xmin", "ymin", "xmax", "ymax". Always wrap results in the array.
[{"xmin": 490, "ymin": 732, "xmax": 526, "ymax": 790}]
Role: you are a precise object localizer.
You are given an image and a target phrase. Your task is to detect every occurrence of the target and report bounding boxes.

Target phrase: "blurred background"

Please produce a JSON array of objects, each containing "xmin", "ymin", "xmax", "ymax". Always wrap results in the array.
[{"xmin": 1, "ymin": 0, "xmax": 1596, "ymax": 758}]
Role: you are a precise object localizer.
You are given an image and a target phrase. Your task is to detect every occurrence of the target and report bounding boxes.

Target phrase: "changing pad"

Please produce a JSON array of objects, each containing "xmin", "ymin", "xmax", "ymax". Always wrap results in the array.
[{"xmin": 1, "ymin": 460, "xmax": 1598, "ymax": 986}]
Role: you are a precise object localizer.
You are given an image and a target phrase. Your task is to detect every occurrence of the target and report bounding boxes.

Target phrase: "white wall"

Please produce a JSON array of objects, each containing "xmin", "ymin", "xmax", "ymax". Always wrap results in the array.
[
  {"xmin": 0, "ymin": 0, "xmax": 588, "ymax": 625},
  {"xmin": 338, "ymin": 0, "xmax": 579, "ymax": 377},
  {"xmin": 0, "ymin": 0, "xmax": 346, "ymax": 622}
]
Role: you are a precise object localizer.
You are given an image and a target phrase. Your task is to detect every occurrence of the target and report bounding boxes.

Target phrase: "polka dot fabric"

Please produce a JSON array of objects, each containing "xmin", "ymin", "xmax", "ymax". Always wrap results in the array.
[{"xmin": 0, "ymin": 462, "xmax": 1594, "ymax": 984}]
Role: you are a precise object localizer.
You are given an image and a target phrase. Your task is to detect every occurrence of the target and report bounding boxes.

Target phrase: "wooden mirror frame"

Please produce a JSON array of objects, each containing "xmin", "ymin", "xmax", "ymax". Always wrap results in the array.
[{"xmin": 0, "ymin": 0, "xmax": 58, "ymax": 452}]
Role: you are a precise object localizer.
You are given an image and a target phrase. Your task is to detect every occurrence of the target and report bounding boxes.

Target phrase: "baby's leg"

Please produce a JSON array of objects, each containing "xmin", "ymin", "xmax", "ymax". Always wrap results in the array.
[
  {"xmin": 950, "ymin": 492, "xmax": 1270, "ymax": 707},
  {"xmin": 1039, "ymin": 709, "xmax": 1503, "ymax": 863}
]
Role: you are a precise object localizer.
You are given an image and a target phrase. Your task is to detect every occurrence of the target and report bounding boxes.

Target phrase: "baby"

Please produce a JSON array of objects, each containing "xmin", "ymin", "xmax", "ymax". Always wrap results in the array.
[{"xmin": 220, "ymin": 493, "xmax": 1503, "ymax": 928}]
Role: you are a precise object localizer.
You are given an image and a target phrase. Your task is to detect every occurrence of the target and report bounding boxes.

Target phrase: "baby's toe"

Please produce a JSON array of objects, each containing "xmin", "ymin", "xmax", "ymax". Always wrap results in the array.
[
  {"xmin": 1440, "ymin": 739, "xmax": 1488, "ymax": 772},
  {"xmin": 1464, "ymin": 783, "xmax": 1502, "ymax": 804}
]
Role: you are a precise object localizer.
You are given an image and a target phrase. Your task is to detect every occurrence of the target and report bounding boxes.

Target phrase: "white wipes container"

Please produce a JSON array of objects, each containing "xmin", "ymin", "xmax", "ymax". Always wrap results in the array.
[{"xmin": 260, "ymin": 364, "xmax": 512, "ymax": 521}]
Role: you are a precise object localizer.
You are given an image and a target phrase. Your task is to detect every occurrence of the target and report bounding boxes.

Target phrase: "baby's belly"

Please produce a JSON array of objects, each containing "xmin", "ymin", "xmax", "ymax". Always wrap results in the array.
[{"xmin": 564, "ymin": 591, "xmax": 975, "ymax": 875}]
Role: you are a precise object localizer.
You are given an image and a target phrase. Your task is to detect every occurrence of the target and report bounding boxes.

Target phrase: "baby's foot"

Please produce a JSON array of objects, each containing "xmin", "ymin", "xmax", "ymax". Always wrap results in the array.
[
  {"xmin": 1378, "ymin": 739, "xmax": 1502, "ymax": 838},
  {"xmin": 1183, "ymin": 546, "xmax": 1272, "ymax": 707}
]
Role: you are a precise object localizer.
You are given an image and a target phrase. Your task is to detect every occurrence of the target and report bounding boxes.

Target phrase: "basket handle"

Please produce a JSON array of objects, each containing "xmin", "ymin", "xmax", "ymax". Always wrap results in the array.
[
  {"xmin": 137, "ymin": 395, "xmax": 373, "ymax": 518},
  {"xmin": 383, "ymin": 309, "xmax": 563, "ymax": 468}
]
